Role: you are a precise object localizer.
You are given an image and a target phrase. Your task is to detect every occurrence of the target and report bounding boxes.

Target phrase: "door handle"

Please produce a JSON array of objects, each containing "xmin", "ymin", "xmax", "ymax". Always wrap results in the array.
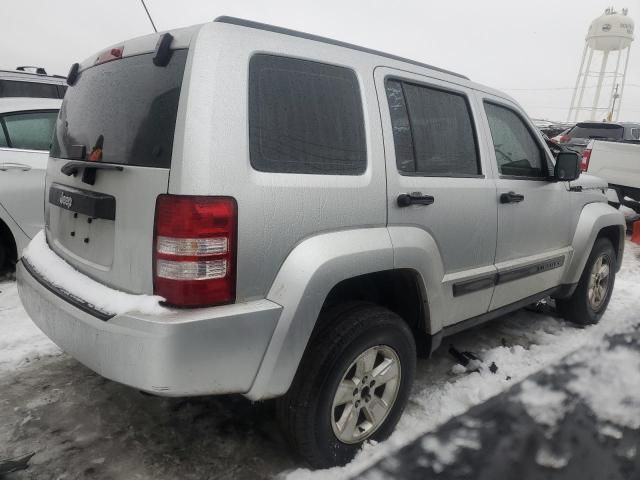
[
  {"xmin": 397, "ymin": 192, "xmax": 435, "ymax": 207},
  {"xmin": 500, "ymin": 191, "xmax": 525, "ymax": 204},
  {"xmin": 0, "ymin": 162, "xmax": 31, "ymax": 171}
]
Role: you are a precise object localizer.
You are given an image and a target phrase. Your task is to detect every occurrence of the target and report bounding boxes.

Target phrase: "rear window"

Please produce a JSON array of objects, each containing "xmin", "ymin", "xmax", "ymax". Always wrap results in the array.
[
  {"xmin": 0, "ymin": 80, "xmax": 63, "ymax": 99},
  {"xmin": 249, "ymin": 54, "xmax": 366, "ymax": 175},
  {"xmin": 568, "ymin": 123, "xmax": 624, "ymax": 140},
  {"xmin": 51, "ymin": 50, "xmax": 187, "ymax": 168}
]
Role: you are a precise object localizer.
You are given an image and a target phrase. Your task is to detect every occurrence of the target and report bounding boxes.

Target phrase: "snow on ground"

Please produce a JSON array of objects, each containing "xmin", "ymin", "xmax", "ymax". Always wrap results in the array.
[
  {"xmin": 287, "ymin": 241, "xmax": 640, "ymax": 479},
  {"xmin": 518, "ymin": 379, "xmax": 568, "ymax": 429},
  {"xmin": 1, "ymin": 241, "xmax": 639, "ymax": 479},
  {"xmin": 567, "ymin": 344, "xmax": 640, "ymax": 430},
  {"xmin": 0, "ymin": 274, "xmax": 60, "ymax": 370}
]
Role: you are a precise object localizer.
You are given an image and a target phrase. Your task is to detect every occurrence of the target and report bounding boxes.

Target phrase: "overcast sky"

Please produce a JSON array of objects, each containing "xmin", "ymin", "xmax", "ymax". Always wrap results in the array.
[{"xmin": 3, "ymin": 0, "xmax": 639, "ymax": 121}]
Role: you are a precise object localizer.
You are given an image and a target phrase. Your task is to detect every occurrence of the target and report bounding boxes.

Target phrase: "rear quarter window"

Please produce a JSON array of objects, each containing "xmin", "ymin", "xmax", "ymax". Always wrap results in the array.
[
  {"xmin": 249, "ymin": 54, "xmax": 367, "ymax": 175},
  {"xmin": 0, "ymin": 80, "xmax": 61, "ymax": 99}
]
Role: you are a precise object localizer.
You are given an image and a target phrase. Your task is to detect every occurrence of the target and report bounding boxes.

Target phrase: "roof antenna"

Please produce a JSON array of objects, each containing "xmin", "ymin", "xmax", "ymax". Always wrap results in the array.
[{"xmin": 140, "ymin": 0, "xmax": 158, "ymax": 33}]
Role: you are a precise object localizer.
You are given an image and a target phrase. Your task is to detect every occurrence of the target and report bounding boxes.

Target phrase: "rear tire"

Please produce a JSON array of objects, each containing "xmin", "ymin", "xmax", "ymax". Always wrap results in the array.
[
  {"xmin": 276, "ymin": 303, "xmax": 416, "ymax": 469},
  {"xmin": 557, "ymin": 237, "xmax": 616, "ymax": 325}
]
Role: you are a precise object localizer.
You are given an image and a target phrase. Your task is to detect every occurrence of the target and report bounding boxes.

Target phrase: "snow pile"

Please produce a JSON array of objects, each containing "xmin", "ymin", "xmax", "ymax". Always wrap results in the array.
[
  {"xmin": 22, "ymin": 231, "xmax": 167, "ymax": 316},
  {"xmin": 567, "ymin": 345, "xmax": 640, "ymax": 430},
  {"xmin": 419, "ymin": 429, "xmax": 480, "ymax": 473},
  {"xmin": 535, "ymin": 445, "xmax": 570, "ymax": 470},
  {"xmin": 518, "ymin": 379, "xmax": 568, "ymax": 428},
  {"xmin": 599, "ymin": 424, "xmax": 623, "ymax": 440},
  {"xmin": 287, "ymin": 242, "xmax": 640, "ymax": 480},
  {"xmin": 0, "ymin": 280, "xmax": 60, "ymax": 369}
]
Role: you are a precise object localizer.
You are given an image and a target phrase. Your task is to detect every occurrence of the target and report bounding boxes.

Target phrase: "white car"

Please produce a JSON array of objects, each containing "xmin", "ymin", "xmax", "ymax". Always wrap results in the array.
[
  {"xmin": 0, "ymin": 97, "xmax": 61, "ymax": 269},
  {"xmin": 0, "ymin": 67, "xmax": 67, "ymax": 99}
]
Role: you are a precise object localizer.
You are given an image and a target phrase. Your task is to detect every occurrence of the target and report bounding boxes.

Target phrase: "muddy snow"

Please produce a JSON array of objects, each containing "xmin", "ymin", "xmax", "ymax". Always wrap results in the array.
[{"xmin": 1, "ymin": 242, "xmax": 639, "ymax": 479}]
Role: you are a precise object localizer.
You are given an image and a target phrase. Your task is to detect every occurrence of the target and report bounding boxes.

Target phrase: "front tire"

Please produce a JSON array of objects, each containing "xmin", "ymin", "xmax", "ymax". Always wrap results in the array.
[
  {"xmin": 557, "ymin": 237, "xmax": 616, "ymax": 325},
  {"xmin": 276, "ymin": 303, "xmax": 416, "ymax": 468}
]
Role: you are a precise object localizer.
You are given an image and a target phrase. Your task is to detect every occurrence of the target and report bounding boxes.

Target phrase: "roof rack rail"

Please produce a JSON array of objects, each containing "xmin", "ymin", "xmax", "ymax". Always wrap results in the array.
[
  {"xmin": 214, "ymin": 16, "xmax": 469, "ymax": 80},
  {"xmin": 16, "ymin": 66, "xmax": 47, "ymax": 75}
]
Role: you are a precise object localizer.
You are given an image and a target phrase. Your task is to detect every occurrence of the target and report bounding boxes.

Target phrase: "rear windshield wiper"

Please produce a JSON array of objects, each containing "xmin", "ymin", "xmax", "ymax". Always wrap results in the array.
[{"xmin": 61, "ymin": 161, "xmax": 124, "ymax": 186}]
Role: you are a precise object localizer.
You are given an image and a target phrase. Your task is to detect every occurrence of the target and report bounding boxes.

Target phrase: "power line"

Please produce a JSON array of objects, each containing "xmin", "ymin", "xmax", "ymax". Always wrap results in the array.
[
  {"xmin": 140, "ymin": 0, "xmax": 158, "ymax": 33},
  {"xmin": 501, "ymin": 84, "xmax": 640, "ymax": 92},
  {"xmin": 527, "ymin": 105, "xmax": 640, "ymax": 114}
]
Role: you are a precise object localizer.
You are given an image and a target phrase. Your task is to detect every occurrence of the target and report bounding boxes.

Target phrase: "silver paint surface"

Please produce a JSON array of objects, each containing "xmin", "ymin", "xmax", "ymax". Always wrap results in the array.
[{"xmin": 20, "ymin": 20, "xmax": 627, "ymax": 401}]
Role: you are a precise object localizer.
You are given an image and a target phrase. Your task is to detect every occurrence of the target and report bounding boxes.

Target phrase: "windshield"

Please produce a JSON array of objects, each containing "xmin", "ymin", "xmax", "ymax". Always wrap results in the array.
[
  {"xmin": 568, "ymin": 123, "xmax": 624, "ymax": 141},
  {"xmin": 51, "ymin": 50, "xmax": 187, "ymax": 168}
]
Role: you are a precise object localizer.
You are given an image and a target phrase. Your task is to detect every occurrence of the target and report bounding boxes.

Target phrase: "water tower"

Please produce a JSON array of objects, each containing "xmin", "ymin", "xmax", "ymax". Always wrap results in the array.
[{"xmin": 567, "ymin": 7, "xmax": 634, "ymax": 122}]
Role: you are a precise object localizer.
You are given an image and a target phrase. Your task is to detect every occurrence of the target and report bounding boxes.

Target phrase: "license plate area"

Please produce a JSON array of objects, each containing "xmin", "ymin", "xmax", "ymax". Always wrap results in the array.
[
  {"xmin": 47, "ymin": 184, "xmax": 116, "ymax": 269},
  {"xmin": 49, "ymin": 183, "xmax": 116, "ymax": 220}
]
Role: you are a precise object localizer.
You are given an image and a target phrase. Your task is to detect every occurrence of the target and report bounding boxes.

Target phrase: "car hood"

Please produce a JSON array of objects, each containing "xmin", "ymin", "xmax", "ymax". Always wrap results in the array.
[{"xmin": 570, "ymin": 173, "xmax": 607, "ymax": 191}]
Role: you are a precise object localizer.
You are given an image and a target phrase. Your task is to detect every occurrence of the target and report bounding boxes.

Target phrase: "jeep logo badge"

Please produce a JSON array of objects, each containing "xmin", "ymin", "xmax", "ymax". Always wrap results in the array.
[{"xmin": 59, "ymin": 193, "xmax": 73, "ymax": 209}]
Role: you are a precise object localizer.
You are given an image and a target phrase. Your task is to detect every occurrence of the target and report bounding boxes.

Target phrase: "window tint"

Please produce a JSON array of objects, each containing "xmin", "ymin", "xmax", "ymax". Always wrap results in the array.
[
  {"xmin": 249, "ymin": 55, "xmax": 366, "ymax": 175},
  {"xmin": 631, "ymin": 128, "xmax": 640, "ymax": 140},
  {"xmin": 51, "ymin": 50, "xmax": 187, "ymax": 168},
  {"xmin": 2, "ymin": 111, "xmax": 58, "ymax": 150},
  {"xmin": 0, "ymin": 80, "xmax": 61, "ymax": 99},
  {"xmin": 385, "ymin": 79, "xmax": 480, "ymax": 176},
  {"xmin": 484, "ymin": 102, "xmax": 546, "ymax": 178}
]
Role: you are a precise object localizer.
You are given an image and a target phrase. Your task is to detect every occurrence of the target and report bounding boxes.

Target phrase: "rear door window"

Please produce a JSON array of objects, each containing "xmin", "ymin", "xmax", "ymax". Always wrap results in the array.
[
  {"xmin": 385, "ymin": 79, "xmax": 480, "ymax": 176},
  {"xmin": 1, "ymin": 110, "xmax": 58, "ymax": 150},
  {"xmin": 249, "ymin": 54, "xmax": 366, "ymax": 175},
  {"xmin": 51, "ymin": 50, "xmax": 188, "ymax": 168},
  {"xmin": 0, "ymin": 80, "xmax": 61, "ymax": 99},
  {"xmin": 568, "ymin": 123, "xmax": 624, "ymax": 140}
]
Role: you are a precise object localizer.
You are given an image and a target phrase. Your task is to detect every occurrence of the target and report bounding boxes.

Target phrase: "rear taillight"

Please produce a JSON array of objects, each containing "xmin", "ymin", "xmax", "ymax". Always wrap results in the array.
[
  {"xmin": 153, "ymin": 195, "xmax": 237, "ymax": 307},
  {"xmin": 580, "ymin": 148, "xmax": 591, "ymax": 172},
  {"xmin": 552, "ymin": 134, "xmax": 570, "ymax": 143}
]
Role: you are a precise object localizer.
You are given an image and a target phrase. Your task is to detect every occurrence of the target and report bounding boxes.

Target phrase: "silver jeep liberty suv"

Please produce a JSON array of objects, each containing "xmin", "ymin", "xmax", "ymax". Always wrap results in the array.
[{"xmin": 17, "ymin": 17, "xmax": 625, "ymax": 468}]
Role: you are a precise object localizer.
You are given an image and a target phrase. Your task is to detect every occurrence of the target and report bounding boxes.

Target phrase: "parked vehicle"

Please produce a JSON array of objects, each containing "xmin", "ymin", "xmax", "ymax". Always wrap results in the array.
[
  {"xmin": 582, "ymin": 139, "xmax": 640, "ymax": 208},
  {"xmin": 0, "ymin": 68, "xmax": 66, "ymax": 99},
  {"xmin": 552, "ymin": 121, "xmax": 640, "ymax": 154},
  {"xmin": 533, "ymin": 119, "xmax": 573, "ymax": 139},
  {"xmin": 0, "ymin": 97, "xmax": 61, "ymax": 269},
  {"xmin": 17, "ymin": 17, "xmax": 625, "ymax": 468},
  {"xmin": 542, "ymin": 133, "xmax": 570, "ymax": 157}
]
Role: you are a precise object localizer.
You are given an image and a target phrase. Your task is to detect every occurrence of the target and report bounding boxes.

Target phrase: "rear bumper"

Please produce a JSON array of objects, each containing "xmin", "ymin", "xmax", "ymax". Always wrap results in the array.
[{"xmin": 17, "ymin": 260, "xmax": 282, "ymax": 396}]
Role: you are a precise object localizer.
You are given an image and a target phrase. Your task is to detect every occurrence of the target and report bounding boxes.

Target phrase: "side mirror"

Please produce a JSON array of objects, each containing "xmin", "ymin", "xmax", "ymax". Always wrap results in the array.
[{"xmin": 555, "ymin": 151, "xmax": 580, "ymax": 181}]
